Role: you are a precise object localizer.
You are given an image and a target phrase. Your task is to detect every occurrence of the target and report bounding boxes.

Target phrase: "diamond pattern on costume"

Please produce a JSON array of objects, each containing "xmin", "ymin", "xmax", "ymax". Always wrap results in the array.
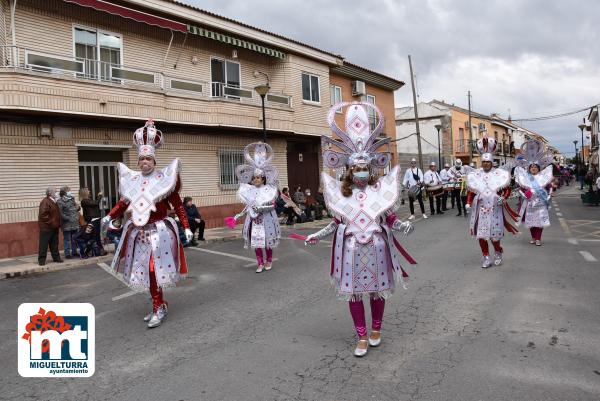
[
  {"xmin": 118, "ymin": 159, "xmax": 179, "ymax": 227},
  {"xmin": 323, "ymin": 166, "xmax": 400, "ymax": 244}
]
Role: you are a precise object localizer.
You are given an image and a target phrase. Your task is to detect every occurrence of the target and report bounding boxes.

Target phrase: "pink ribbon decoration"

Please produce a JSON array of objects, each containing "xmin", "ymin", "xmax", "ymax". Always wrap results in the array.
[{"xmin": 224, "ymin": 216, "xmax": 236, "ymax": 229}]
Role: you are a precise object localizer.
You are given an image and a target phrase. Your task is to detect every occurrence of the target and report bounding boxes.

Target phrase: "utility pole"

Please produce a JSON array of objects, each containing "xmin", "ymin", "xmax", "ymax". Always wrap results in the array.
[
  {"xmin": 408, "ymin": 55, "xmax": 423, "ymax": 171},
  {"xmin": 468, "ymin": 91, "xmax": 473, "ymax": 164}
]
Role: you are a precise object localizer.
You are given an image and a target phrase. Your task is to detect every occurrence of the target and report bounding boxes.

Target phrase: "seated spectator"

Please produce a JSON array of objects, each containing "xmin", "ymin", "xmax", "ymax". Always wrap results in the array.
[
  {"xmin": 79, "ymin": 187, "xmax": 107, "ymax": 256},
  {"xmin": 293, "ymin": 185, "xmax": 307, "ymax": 212},
  {"xmin": 183, "ymin": 196, "xmax": 205, "ymax": 246},
  {"xmin": 304, "ymin": 188, "xmax": 320, "ymax": 222},
  {"xmin": 280, "ymin": 187, "xmax": 302, "ymax": 225},
  {"xmin": 106, "ymin": 217, "xmax": 123, "ymax": 249},
  {"xmin": 73, "ymin": 224, "xmax": 101, "ymax": 259}
]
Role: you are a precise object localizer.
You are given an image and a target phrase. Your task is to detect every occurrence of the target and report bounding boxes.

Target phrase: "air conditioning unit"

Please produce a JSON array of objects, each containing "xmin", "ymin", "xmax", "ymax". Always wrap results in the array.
[
  {"xmin": 351, "ymin": 80, "xmax": 366, "ymax": 96},
  {"xmin": 464, "ymin": 121, "xmax": 470, "ymax": 128},
  {"xmin": 39, "ymin": 123, "xmax": 53, "ymax": 138}
]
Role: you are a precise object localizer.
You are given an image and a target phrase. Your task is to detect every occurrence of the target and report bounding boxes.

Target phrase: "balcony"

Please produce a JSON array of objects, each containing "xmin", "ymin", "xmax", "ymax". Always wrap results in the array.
[
  {"xmin": 454, "ymin": 139, "xmax": 474, "ymax": 155},
  {"xmin": 0, "ymin": 45, "xmax": 292, "ymax": 109}
]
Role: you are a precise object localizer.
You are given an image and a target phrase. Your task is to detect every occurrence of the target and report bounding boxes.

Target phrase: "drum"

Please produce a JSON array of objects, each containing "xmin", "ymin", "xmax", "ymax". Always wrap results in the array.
[
  {"xmin": 426, "ymin": 185, "xmax": 443, "ymax": 197},
  {"xmin": 407, "ymin": 184, "xmax": 421, "ymax": 199},
  {"xmin": 443, "ymin": 182, "xmax": 454, "ymax": 191}
]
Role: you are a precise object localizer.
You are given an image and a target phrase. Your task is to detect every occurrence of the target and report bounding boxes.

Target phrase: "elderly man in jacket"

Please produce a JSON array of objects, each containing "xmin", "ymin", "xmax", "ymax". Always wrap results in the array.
[{"xmin": 38, "ymin": 187, "xmax": 63, "ymax": 266}]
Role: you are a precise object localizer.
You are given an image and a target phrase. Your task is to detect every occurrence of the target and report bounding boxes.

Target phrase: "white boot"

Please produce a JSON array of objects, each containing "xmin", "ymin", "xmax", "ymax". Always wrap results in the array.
[
  {"xmin": 147, "ymin": 304, "xmax": 168, "ymax": 328},
  {"xmin": 482, "ymin": 255, "xmax": 492, "ymax": 268}
]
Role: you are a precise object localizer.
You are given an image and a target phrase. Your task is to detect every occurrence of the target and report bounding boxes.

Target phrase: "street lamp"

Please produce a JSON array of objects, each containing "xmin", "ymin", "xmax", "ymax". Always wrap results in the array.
[
  {"xmin": 578, "ymin": 120, "xmax": 586, "ymax": 167},
  {"xmin": 434, "ymin": 123, "xmax": 442, "ymax": 168},
  {"xmin": 502, "ymin": 139, "xmax": 507, "ymax": 164},
  {"xmin": 573, "ymin": 140, "xmax": 578, "ymax": 165},
  {"xmin": 254, "ymin": 70, "xmax": 270, "ymax": 143}
]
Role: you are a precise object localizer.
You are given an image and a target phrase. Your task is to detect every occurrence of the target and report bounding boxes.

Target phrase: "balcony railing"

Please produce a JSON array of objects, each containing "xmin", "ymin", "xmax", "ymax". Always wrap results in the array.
[
  {"xmin": 455, "ymin": 139, "xmax": 473, "ymax": 153},
  {"xmin": 0, "ymin": 45, "xmax": 292, "ymax": 109}
]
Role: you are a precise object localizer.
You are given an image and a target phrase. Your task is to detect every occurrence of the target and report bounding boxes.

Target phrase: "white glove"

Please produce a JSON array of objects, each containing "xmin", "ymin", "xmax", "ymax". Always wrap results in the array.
[
  {"xmin": 496, "ymin": 197, "xmax": 504, "ymax": 206},
  {"xmin": 304, "ymin": 233, "xmax": 319, "ymax": 246},
  {"xmin": 399, "ymin": 221, "xmax": 414, "ymax": 236},
  {"xmin": 101, "ymin": 215, "xmax": 111, "ymax": 225},
  {"xmin": 465, "ymin": 204, "xmax": 471, "ymax": 210},
  {"xmin": 185, "ymin": 228, "xmax": 194, "ymax": 243}
]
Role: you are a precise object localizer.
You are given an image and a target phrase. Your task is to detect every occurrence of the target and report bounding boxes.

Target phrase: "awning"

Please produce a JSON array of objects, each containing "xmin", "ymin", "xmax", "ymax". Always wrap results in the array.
[
  {"xmin": 63, "ymin": 0, "xmax": 187, "ymax": 33},
  {"xmin": 187, "ymin": 25, "xmax": 286, "ymax": 59}
]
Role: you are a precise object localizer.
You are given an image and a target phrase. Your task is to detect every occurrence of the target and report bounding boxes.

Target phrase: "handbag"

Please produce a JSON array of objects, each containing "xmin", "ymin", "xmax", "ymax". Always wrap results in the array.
[{"xmin": 79, "ymin": 213, "xmax": 86, "ymax": 227}]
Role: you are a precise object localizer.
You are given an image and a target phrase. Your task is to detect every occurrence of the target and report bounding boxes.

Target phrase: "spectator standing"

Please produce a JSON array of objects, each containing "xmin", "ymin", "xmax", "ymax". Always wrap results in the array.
[
  {"xmin": 38, "ymin": 187, "xmax": 63, "ymax": 266},
  {"xmin": 79, "ymin": 188, "xmax": 107, "ymax": 255},
  {"xmin": 57, "ymin": 186, "xmax": 81, "ymax": 259}
]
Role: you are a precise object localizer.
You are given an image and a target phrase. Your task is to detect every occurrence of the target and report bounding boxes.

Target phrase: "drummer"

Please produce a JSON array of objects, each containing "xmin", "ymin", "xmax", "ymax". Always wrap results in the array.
[
  {"xmin": 440, "ymin": 163, "xmax": 451, "ymax": 211},
  {"xmin": 424, "ymin": 161, "xmax": 444, "ymax": 216}
]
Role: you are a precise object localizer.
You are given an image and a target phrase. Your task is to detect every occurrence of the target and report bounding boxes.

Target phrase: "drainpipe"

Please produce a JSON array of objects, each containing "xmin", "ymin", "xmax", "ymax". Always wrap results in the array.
[{"xmin": 10, "ymin": 0, "xmax": 17, "ymax": 66}]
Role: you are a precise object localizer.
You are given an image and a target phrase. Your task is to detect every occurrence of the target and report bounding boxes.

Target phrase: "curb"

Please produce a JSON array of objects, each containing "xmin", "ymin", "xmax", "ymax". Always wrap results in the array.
[{"xmin": 0, "ymin": 255, "xmax": 113, "ymax": 280}]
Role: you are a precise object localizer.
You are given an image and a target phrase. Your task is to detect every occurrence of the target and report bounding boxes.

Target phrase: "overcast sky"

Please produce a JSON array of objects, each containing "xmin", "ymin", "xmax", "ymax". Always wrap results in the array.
[{"xmin": 182, "ymin": 0, "xmax": 600, "ymax": 155}]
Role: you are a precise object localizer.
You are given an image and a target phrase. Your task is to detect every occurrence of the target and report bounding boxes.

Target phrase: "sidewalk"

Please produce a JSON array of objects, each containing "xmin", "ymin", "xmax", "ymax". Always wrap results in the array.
[{"xmin": 0, "ymin": 218, "xmax": 332, "ymax": 280}]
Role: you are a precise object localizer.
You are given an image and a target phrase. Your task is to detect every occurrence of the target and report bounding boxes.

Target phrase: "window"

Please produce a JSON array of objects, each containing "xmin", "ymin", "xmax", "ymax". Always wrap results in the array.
[
  {"xmin": 74, "ymin": 26, "xmax": 121, "ymax": 81},
  {"xmin": 330, "ymin": 85, "xmax": 342, "ymax": 106},
  {"xmin": 361, "ymin": 94, "xmax": 377, "ymax": 131},
  {"xmin": 301, "ymin": 73, "xmax": 320, "ymax": 102},
  {"xmin": 211, "ymin": 58, "xmax": 241, "ymax": 98},
  {"xmin": 219, "ymin": 148, "xmax": 245, "ymax": 189},
  {"xmin": 458, "ymin": 128, "xmax": 465, "ymax": 151}
]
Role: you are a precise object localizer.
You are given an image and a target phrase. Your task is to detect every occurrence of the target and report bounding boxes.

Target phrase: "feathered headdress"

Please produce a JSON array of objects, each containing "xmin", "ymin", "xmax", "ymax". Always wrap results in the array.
[
  {"xmin": 322, "ymin": 101, "xmax": 391, "ymax": 169},
  {"xmin": 235, "ymin": 142, "xmax": 278, "ymax": 185},
  {"xmin": 515, "ymin": 140, "xmax": 554, "ymax": 170},
  {"xmin": 133, "ymin": 119, "xmax": 163, "ymax": 158},
  {"xmin": 476, "ymin": 134, "xmax": 497, "ymax": 162}
]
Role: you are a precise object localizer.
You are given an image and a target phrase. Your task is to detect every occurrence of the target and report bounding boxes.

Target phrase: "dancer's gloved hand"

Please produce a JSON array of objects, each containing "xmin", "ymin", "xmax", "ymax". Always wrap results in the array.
[
  {"xmin": 496, "ymin": 197, "xmax": 504, "ymax": 206},
  {"xmin": 399, "ymin": 221, "xmax": 414, "ymax": 236},
  {"xmin": 234, "ymin": 212, "xmax": 244, "ymax": 221},
  {"xmin": 305, "ymin": 234, "xmax": 319, "ymax": 245},
  {"xmin": 465, "ymin": 203, "xmax": 471, "ymax": 211},
  {"xmin": 185, "ymin": 229, "xmax": 194, "ymax": 243}
]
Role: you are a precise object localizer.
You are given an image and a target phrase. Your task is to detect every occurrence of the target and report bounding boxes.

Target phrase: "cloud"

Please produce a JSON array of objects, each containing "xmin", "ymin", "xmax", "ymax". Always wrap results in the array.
[{"xmin": 180, "ymin": 0, "xmax": 600, "ymax": 154}]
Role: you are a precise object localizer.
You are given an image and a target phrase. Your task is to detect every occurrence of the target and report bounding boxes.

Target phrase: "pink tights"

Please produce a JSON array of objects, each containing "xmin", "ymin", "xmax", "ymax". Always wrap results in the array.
[
  {"xmin": 254, "ymin": 248, "xmax": 273, "ymax": 266},
  {"xmin": 529, "ymin": 227, "xmax": 543, "ymax": 241},
  {"xmin": 348, "ymin": 297, "xmax": 385, "ymax": 337}
]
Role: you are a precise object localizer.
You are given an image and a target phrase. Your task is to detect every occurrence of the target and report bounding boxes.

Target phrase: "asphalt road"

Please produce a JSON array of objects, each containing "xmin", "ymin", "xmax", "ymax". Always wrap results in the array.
[{"xmin": 2, "ymin": 186, "xmax": 600, "ymax": 401}]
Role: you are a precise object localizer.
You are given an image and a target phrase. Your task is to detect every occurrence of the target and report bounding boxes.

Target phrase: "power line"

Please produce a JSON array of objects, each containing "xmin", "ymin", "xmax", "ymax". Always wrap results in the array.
[{"xmin": 511, "ymin": 105, "xmax": 595, "ymax": 122}]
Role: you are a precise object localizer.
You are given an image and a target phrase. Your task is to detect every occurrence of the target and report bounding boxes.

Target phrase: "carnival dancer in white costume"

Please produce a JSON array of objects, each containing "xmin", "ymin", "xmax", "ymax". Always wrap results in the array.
[
  {"xmin": 465, "ymin": 135, "xmax": 519, "ymax": 268},
  {"xmin": 231, "ymin": 142, "xmax": 281, "ymax": 273},
  {"xmin": 514, "ymin": 140, "xmax": 554, "ymax": 246},
  {"xmin": 103, "ymin": 120, "xmax": 193, "ymax": 328},
  {"xmin": 305, "ymin": 102, "xmax": 417, "ymax": 357}
]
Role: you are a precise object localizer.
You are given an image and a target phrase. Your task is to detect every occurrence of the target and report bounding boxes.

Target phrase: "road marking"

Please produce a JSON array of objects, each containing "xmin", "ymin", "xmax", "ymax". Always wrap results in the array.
[
  {"xmin": 554, "ymin": 208, "xmax": 560, "ymax": 212},
  {"xmin": 579, "ymin": 251, "xmax": 598, "ymax": 262},
  {"xmin": 189, "ymin": 247, "xmax": 279, "ymax": 268},
  {"xmin": 188, "ymin": 247, "xmax": 256, "ymax": 262},
  {"xmin": 556, "ymin": 212, "xmax": 563, "ymax": 217},
  {"xmin": 112, "ymin": 291, "xmax": 137, "ymax": 301},
  {"xmin": 578, "ymin": 239, "xmax": 600, "ymax": 242},
  {"xmin": 558, "ymin": 218, "xmax": 573, "ymax": 236},
  {"xmin": 568, "ymin": 238, "xmax": 579, "ymax": 245}
]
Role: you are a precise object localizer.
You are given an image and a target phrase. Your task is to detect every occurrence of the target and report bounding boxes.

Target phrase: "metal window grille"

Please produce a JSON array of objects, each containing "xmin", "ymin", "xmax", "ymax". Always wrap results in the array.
[{"xmin": 219, "ymin": 148, "xmax": 245, "ymax": 189}]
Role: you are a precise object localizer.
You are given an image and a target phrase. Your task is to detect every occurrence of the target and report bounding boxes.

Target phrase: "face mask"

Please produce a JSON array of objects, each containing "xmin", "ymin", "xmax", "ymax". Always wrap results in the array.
[
  {"xmin": 54, "ymin": 192, "xmax": 60, "ymax": 199},
  {"xmin": 354, "ymin": 171, "xmax": 370, "ymax": 179},
  {"xmin": 67, "ymin": 191, "xmax": 73, "ymax": 197},
  {"xmin": 305, "ymin": 191, "xmax": 311, "ymax": 196}
]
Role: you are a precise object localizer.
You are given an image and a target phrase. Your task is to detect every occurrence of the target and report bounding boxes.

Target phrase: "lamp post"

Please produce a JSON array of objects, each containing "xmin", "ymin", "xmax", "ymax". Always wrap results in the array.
[
  {"xmin": 254, "ymin": 84, "xmax": 270, "ymax": 143},
  {"xmin": 573, "ymin": 140, "xmax": 578, "ymax": 165},
  {"xmin": 434, "ymin": 123, "xmax": 442, "ymax": 168},
  {"xmin": 502, "ymin": 139, "xmax": 507, "ymax": 164},
  {"xmin": 578, "ymin": 120, "xmax": 586, "ymax": 167},
  {"xmin": 254, "ymin": 70, "xmax": 270, "ymax": 143}
]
